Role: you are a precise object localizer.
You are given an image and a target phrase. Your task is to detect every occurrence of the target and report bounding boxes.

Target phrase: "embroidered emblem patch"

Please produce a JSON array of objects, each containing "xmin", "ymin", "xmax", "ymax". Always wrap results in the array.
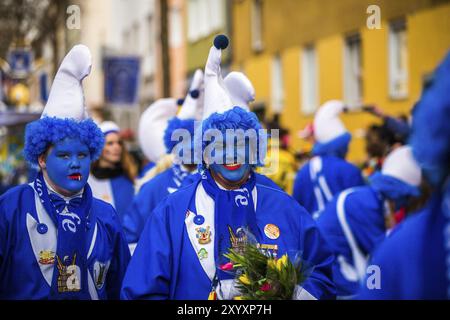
[
  {"xmin": 56, "ymin": 254, "xmax": 81, "ymax": 293},
  {"xmin": 196, "ymin": 226, "xmax": 211, "ymax": 245},
  {"xmin": 93, "ymin": 260, "xmax": 110, "ymax": 290},
  {"xmin": 229, "ymin": 226, "xmax": 248, "ymax": 254},
  {"xmin": 39, "ymin": 250, "xmax": 55, "ymax": 265}
]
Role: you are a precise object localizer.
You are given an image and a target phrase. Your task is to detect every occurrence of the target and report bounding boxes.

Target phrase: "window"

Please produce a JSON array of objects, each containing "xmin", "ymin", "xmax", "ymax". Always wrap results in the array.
[
  {"xmin": 188, "ymin": 0, "xmax": 224, "ymax": 42},
  {"xmin": 389, "ymin": 19, "xmax": 408, "ymax": 99},
  {"xmin": 169, "ymin": 7, "xmax": 183, "ymax": 47},
  {"xmin": 251, "ymin": 0, "xmax": 264, "ymax": 52},
  {"xmin": 344, "ymin": 33, "xmax": 362, "ymax": 108},
  {"xmin": 301, "ymin": 45, "xmax": 318, "ymax": 114},
  {"xmin": 271, "ymin": 54, "xmax": 284, "ymax": 113}
]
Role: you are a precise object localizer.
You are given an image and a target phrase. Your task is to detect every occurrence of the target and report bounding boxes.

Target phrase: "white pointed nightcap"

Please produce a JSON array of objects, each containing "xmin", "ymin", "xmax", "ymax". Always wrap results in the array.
[
  {"xmin": 224, "ymin": 71, "xmax": 255, "ymax": 111},
  {"xmin": 202, "ymin": 34, "xmax": 235, "ymax": 120},
  {"xmin": 99, "ymin": 121, "xmax": 120, "ymax": 136},
  {"xmin": 382, "ymin": 145, "xmax": 422, "ymax": 187},
  {"xmin": 41, "ymin": 44, "xmax": 92, "ymax": 121},
  {"xmin": 139, "ymin": 98, "xmax": 178, "ymax": 163},
  {"xmin": 178, "ymin": 69, "xmax": 204, "ymax": 120},
  {"xmin": 314, "ymin": 100, "xmax": 348, "ymax": 143}
]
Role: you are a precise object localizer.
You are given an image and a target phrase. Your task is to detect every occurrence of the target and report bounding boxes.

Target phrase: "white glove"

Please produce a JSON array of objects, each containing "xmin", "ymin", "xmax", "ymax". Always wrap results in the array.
[{"xmin": 216, "ymin": 279, "xmax": 241, "ymax": 300}]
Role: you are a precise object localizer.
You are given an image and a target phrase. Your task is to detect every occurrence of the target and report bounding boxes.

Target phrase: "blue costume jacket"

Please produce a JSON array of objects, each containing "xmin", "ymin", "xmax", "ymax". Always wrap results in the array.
[
  {"xmin": 120, "ymin": 177, "xmax": 336, "ymax": 300},
  {"xmin": 317, "ymin": 186, "xmax": 386, "ymax": 297},
  {"xmin": 0, "ymin": 184, "xmax": 131, "ymax": 299},
  {"xmin": 293, "ymin": 155, "xmax": 365, "ymax": 217}
]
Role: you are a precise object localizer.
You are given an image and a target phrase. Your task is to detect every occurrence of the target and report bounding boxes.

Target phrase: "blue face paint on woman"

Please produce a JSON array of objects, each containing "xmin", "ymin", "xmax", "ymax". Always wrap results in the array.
[{"xmin": 44, "ymin": 138, "xmax": 91, "ymax": 194}]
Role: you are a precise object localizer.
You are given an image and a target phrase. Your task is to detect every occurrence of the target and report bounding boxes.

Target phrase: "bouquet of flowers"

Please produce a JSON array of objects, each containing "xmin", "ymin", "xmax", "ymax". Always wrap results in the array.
[{"xmin": 220, "ymin": 242, "xmax": 314, "ymax": 300}]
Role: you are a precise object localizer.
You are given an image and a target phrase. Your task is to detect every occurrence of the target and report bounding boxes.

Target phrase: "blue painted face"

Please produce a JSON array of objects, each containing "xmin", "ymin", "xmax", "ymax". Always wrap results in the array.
[
  {"xmin": 208, "ymin": 137, "xmax": 253, "ymax": 182},
  {"xmin": 45, "ymin": 138, "xmax": 91, "ymax": 193}
]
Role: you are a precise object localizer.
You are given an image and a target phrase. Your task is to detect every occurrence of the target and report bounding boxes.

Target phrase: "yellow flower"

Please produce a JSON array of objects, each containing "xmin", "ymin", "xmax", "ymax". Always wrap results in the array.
[
  {"xmin": 239, "ymin": 274, "xmax": 251, "ymax": 285},
  {"xmin": 276, "ymin": 254, "xmax": 288, "ymax": 271},
  {"xmin": 233, "ymin": 296, "xmax": 244, "ymax": 300},
  {"xmin": 267, "ymin": 259, "xmax": 277, "ymax": 269}
]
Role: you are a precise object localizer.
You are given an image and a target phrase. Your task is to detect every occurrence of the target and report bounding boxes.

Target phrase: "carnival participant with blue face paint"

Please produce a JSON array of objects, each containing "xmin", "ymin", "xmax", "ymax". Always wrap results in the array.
[
  {"xmin": 293, "ymin": 100, "xmax": 365, "ymax": 218},
  {"xmin": 88, "ymin": 121, "xmax": 137, "ymax": 223},
  {"xmin": 316, "ymin": 145, "xmax": 423, "ymax": 298},
  {"xmin": 121, "ymin": 35, "xmax": 335, "ymax": 300},
  {"xmin": 358, "ymin": 51, "xmax": 450, "ymax": 300},
  {"xmin": 121, "ymin": 71, "xmax": 204, "ymax": 248},
  {"xmin": 0, "ymin": 45, "xmax": 130, "ymax": 300}
]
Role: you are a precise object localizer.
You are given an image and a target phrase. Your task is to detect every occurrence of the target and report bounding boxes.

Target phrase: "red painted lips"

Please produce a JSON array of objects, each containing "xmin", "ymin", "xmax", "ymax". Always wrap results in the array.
[
  {"xmin": 222, "ymin": 164, "xmax": 242, "ymax": 171},
  {"xmin": 68, "ymin": 173, "xmax": 82, "ymax": 181}
]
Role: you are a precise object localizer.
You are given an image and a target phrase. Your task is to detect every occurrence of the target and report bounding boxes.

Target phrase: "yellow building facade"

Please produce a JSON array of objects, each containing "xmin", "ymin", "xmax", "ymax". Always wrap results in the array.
[{"xmin": 232, "ymin": 0, "xmax": 450, "ymax": 163}]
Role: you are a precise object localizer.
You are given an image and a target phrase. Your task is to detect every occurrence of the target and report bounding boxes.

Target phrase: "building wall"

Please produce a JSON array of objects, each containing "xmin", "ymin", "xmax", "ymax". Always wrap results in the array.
[{"xmin": 232, "ymin": 0, "xmax": 450, "ymax": 163}]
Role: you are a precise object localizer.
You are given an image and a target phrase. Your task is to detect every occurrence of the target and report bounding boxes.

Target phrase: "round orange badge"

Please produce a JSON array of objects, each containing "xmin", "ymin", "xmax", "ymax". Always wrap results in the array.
[{"xmin": 264, "ymin": 224, "xmax": 280, "ymax": 239}]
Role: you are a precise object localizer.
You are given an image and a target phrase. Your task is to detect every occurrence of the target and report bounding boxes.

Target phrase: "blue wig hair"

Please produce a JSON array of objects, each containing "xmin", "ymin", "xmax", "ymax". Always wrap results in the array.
[
  {"xmin": 409, "ymin": 51, "xmax": 450, "ymax": 187},
  {"xmin": 312, "ymin": 132, "xmax": 351, "ymax": 158},
  {"xmin": 163, "ymin": 116, "xmax": 196, "ymax": 153},
  {"xmin": 197, "ymin": 106, "xmax": 266, "ymax": 169},
  {"xmin": 24, "ymin": 116, "xmax": 105, "ymax": 167}
]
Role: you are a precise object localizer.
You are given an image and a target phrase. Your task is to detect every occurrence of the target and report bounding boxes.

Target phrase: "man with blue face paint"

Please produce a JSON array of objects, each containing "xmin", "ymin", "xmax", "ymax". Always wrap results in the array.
[
  {"xmin": 316, "ymin": 146, "xmax": 423, "ymax": 299},
  {"xmin": 358, "ymin": 51, "xmax": 450, "ymax": 299},
  {"xmin": 121, "ymin": 36, "xmax": 335, "ymax": 300},
  {"xmin": 0, "ymin": 45, "xmax": 130, "ymax": 299},
  {"xmin": 293, "ymin": 100, "xmax": 365, "ymax": 218}
]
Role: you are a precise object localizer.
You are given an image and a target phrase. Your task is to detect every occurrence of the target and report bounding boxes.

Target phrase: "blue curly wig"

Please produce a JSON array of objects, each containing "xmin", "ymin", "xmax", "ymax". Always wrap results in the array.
[
  {"xmin": 163, "ymin": 116, "xmax": 196, "ymax": 153},
  {"xmin": 197, "ymin": 106, "xmax": 266, "ymax": 169},
  {"xmin": 24, "ymin": 116, "xmax": 105, "ymax": 167}
]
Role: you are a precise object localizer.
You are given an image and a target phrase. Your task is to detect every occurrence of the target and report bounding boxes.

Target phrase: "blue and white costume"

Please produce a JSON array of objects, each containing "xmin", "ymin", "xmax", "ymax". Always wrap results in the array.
[
  {"xmin": 358, "ymin": 51, "xmax": 450, "ymax": 299},
  {"xmin": 293, "ymin": 101, "xmax": 365, "ymax": 217},
  {"xmin": 317, "ymin": 146, "xmax": 422, "ymax": 298},
  {"xmin": 0, "ymin": 45, "xmax": 130, "ymax": 299},
  {"xmin": 88, "ymin": 121, "xmax": 135, "ymax": 223},
  {"xmin": 0, "ymin": 180, "xmax": 130, "ymax": 299},
  {"xmin": 121, "ymin": 35, "xmax": 335, "ymax": 300},
  {"xmin": 123, "ymin": 70, "xmax": 205, "ymax": 245}
]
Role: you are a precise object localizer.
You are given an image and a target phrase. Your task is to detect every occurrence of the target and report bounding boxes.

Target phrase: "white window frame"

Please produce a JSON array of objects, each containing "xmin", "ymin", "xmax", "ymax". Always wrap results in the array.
[
  {"xmin": 388, "ymin": 19, "xmax": 408, "ymax": 100},
  {"xmin": 271, "ymin": 54, "xmax": 284, "ymax": 113},
  {"xmin": 343, "ymin": 33, "xmax": 362, "ymax": 109},
  {"xmin": 251, "ymin": 0, "xmax": 264, "ymax": 52},
  {"xmin": 301, "ymin": 45, "xmax": 318, "ymax": 115}
]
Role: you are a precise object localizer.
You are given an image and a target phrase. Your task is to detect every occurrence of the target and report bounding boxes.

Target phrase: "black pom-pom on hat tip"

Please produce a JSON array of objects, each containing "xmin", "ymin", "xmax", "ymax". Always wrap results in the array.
[
  {"xmin": 177, "ymin": 98, "xmax": 185, "ymax": 106},
  {"xmin": 190, "ymin": 89, "xmax": 200, "ymax": 99},
  {"xmin": 213, "ymin": 34, "xmax": 229, "ymax": 50}
]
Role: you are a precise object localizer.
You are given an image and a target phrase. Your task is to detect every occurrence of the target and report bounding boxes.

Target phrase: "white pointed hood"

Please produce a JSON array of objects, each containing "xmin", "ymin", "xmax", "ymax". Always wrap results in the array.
[
  {"xmin": 41, "ymin": 44, "xmax": 92, "ymax": 120},
  {"xmin": 202, "ymin": 35, "xmax": 235, "ymax": 120},
  {"xmin": 139, "ymin": 98, "xmax": 178, "ymax": 163},
  {"xmin": 99, "ymin": 121, "xmax": 120, "ymax": 135},
  {"xmin": 178, "ymin": 69, "xmax": 204, "ymax": 120},
  {"xmin": 224, "ymin": 71, "xmax": 255, "ymax": 111},
  {"xmin": 314, "ymin": 100, "xmax": 348, "ymax": 143},
  {"xmin": 382, "ymin": 145, "xmax": 422, "ymax": 187}
]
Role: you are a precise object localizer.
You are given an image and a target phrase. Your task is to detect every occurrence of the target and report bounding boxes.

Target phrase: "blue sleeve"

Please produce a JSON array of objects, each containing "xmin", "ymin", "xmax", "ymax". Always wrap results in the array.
[
  {"xmin": 121, "ymin": 202, "xmax": 172, "ymax": 300},
  {"xmin": 122, "ymin": 182, "xmax": 158, "ymax": 244},
  {"xmin": 342, "ymin": 165, "xmax": 365, "ymax": 190},
  {"xmin": 105, "ymin": 210, "xmax": 131, "ymax": 300},
  {"xmin": 298, "ymin": 207, "xmax": 336, "ymax": 300},
  {"xmin": 345, "ymin": 194, "xmax": 385, "ymax": 256},
  {"xmin": 292, "ymin": 165, "xmax": 310, "ymax": 206}
]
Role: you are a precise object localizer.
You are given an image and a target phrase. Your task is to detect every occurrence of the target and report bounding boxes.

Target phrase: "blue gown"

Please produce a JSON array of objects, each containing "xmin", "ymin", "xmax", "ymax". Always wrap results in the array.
[
  {"xmin": 357, "ymin": 191, "xmax": 449, "ymax": 299},
  {"xmin": 293, "ymin": 155, "xmax": 365, "ymax": 217},
  {"xmin": 0, "ymin": 184, "xmax": 131, "ymax": 299},
  {"xmin": 122, "ymin": 166, "xmax": 196, "ymax": 244},
  {"xmin": 88, "ymin": 174, "xmax": 135, "ymax": 224},
  {"xmin": 120, "ymin": 177, "xmax": 336, "ymax": 300},
  {"xmin": 122, "ymin": 168, "xmax": 282, "ymax": 244},
  {"xmin": 316, "ymin": 186, "xmax": 386, "ymax": 297}
]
